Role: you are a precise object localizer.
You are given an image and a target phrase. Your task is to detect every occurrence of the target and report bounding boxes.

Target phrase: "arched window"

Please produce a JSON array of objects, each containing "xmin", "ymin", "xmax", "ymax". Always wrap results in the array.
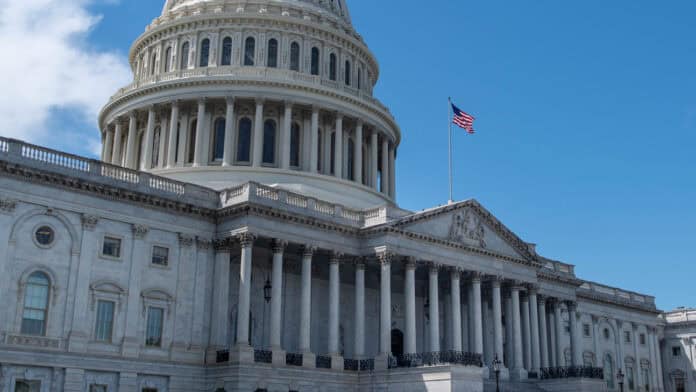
[
  {"xmin": 330, "ymin": 131, "xmax": 336, "ymax": 174},
  {"xmin": 344, "ymin": 60, "xmax": 351, "ymax": 86},
  {"xmin": 152, "ymin": 126, "xmax": 161, "ymax": 168},
  {"xmin": 262, "ymin": 120, "xmax": 277, "ymax": 165},
  {"xmin": 21, "ymin": 272, "xmax": 50, "ymax": 336},
  {"xmin": 164, "ymin": 47, "xmax": 171, "ymax": 72},
  {"xmin": 290, "ymin": 123, "xmax": 301, "ymax": 167},
  {"xmin": 347, "ymin": 138, "xmax": 354, "ymax": 180},
  {"xmin": 174, "ymin": 122, "xmax": 181, "ymax": 163},
  {"xmin": 150, "ymin": 52, "xmax": 157, "ymax": 76},
  {"xmin": 180, "ymin": 42, "xmax": 190, "ymax": 69},
  {"xmin": 199, "ymin": 38, "xmax": 210, "ymax": 67},
  {"xmin": 317, "ymin": 130, "xmax": 322, "ymax": 171},
  {"xmin": 221, "ymin": 37, "xmax": 233, "ymax": 66},
  {"xmin": 213, "ymin": 118, "xmax": 226, "ymax": 161},
  {"xmin": 358, "ymin": 67, "xmax": 362, "ymax": 90},
  {"xmin": 188, "ymin": 120, "xmax": 197, "ymax": 164},
  {"xmin": 311, "ymin": 47, "xmax": 320, "ymax": 76},
  {"xmin": 236, "ymin": 118, "xmax": 252, "ymax": 163},
  {"xmin": 290, "ymin": 42, "xmax": 301, "ymax": 72},
  {"xmin": 267, "ymin": 38, "xmax": 278, "ymax": 68},
  {"xmin": 604, "ymin": 354, "xmax": 615, "ymax": 389},
  {"xmin": 244, "ymin": 37, "xmax": 255, "ymax": 66},
  {"xmin": 329, "ymin": 53, "xmax": 337, "ymax": 81}
]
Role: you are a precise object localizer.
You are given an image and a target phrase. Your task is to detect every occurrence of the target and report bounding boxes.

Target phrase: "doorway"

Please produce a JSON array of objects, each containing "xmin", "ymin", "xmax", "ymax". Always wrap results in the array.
[{"xmin": 391, "ymin": 329, "xmax": 404, "ymax": 357}]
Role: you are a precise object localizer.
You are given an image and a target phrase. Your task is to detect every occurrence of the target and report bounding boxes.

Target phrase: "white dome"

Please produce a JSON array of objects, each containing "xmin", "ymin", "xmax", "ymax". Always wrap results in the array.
[{"xmin": 162, "ymin": 0, "xmax": 352, "ymax": 24}]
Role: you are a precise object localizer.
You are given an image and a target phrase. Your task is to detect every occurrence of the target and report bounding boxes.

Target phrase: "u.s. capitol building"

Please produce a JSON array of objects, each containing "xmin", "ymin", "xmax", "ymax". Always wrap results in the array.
[{"xmin": 0, "ymin": 0, "xmax": 691, "ymax": 391}]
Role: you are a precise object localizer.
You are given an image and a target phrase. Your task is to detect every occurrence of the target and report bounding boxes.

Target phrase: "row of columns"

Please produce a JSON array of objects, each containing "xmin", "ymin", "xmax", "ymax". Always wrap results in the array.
[{"xmin": 101, "ymin": 99, "xmax": 397, "ymax": 198}]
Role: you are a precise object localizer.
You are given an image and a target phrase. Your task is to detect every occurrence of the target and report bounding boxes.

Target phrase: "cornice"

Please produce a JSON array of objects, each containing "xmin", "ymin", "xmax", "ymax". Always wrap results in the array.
[
  {"xmin": 537, "ymin": 271, "xmax": 584, "ymax": 287},
  {"xmin": 576, "ymin": 290, "xmax": 661, "ymax": 315}
]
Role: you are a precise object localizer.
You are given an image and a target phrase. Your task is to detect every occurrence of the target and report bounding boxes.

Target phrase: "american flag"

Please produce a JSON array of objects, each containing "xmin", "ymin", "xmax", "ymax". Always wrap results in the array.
[{"xmin": 451, "ymin": 104, "xmax": 475, "ymax": 134}]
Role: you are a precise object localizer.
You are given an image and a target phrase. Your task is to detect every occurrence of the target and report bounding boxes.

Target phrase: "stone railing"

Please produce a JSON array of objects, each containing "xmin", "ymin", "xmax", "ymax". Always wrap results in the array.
[
  {"xmin": 541, "ymin": 258, "xmax": 576, "ymax": 275},
  {"xmin": 540, "ymin": 366, "xmax": 604, "ymax": 380},
  {"xmin": 220, "ymin": 182, "xmax": 388, "ymax": 228},
  {"xmin": 0, "ymin": 137, "xmax": 219, "ymax": 209},
  {"xmin": 578, "ymin": 281, "xmax": 657, "ymax": 310},
  {"xmin": 110, "ymin": 66, "xmax": 393, "ymax": 120}
]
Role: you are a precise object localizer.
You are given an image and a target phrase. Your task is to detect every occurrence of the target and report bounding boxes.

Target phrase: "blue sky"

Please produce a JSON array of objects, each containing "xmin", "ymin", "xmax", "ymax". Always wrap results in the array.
[{"xmin": 6, "ymin": 0, "xmax": 695, "ymax": 311}]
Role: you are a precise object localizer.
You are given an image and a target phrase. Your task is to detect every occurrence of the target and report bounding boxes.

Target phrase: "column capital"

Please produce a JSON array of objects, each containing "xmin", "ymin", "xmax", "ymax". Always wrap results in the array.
[
  {"xmin": 301, "ymin": 244, "xmax": 317, "ymax": 257},
  {"xmin": 510, "ymin": 281, "xmax": 525, "ymax": 291},
  {"xmin": 213, "ymin": 237, "xmax": 236, "ymax": 251},
  {"xmin": 335, "ymin": 112, "xmax": 344, "ymax": 120},
  {"xmin": 527, "ymin": 283, "xmax": 540, "ymax": 293},
  {"xmin": 255, "ymin": 97, "xmax": 265, "ymax": 106},
  {"xmin": 424, "ymin": 261, "xmax": 440, "ymax": 271},
  {"xmin": 403, "ymin": 256, "xmax": 418, "ymax": 269},
  {"xmin": 81, "ymin": 214, "xmax": 99, "ymax": 231},
  {"xmin": 197, "ymin": 97, "xmax": 208, "ymax": 105},
  {"xmin": 171, "ymin": 99, "xmax": 181, "ymax": 107},
  {"xmin": 283, "ymin": 100, "xmax": 294, "ymax": 109},
  {"xmin": 195, "ymin": 237, "xmax": 212, "ymax": 250},
  {"xmin": 469, "ymin": 271, "xmax": 482, "ymax": 283},
  {"xmin": 354, "ymin": 257, "xmax": 367, "ymax": 269},
  {"xmin": 491, "ymin": 275, "xmax": 504, "ymax": 288},
  {"xmin": 376, "ymin": 251, "xmax": 394, "ymax": 265},
  {"xmin": 131, "ymin": 224, "xmax": 149, "ymax": 239},
  {"xmin": 225, "ymin": 96, "xmax": 235, "ymax": 105},
  {"xmin": 128, "ymin": 111, "xmax": 137, "ymax": 120},
  {"xmin": 356, "ymin": 119, "xmax": 364, "ymax": 128},
  {"xmin": 449, "ymin": 266, "xmax": 463, "ymax": 277},
  {"xmin": 537, "ymin": 294, "xmax": 547, "ymax": 304},
  {"xmin": 564, "ymin": 300, "xmax": 578, "ymax": 311},
  {"xmin": 311, "ymin": 104, "xmax": 320, "ymax": 113},
  {"xmin": 237, "ymin": 232, "xmax": 256, "ymax": 247},
  {"xmin": 271, "ymin": 239, "xmax": 288, "ymax": 254},
  {"xmin": 329, "ymin": 251, "xmax": 344, "ymax": 264},
  {"xmin": 178, "ymin": 233, "xmax": 195, "ymax": 247},
  {"xmin": 591, "ymin": 314, "xmax": 600, "ymax": 323}
]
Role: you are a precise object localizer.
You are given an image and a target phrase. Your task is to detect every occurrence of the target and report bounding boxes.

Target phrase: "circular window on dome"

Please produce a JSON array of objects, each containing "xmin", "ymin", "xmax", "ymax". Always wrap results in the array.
[{"xmin": 34, "ymin": 226, "xmax": 55, "ymax": 247}]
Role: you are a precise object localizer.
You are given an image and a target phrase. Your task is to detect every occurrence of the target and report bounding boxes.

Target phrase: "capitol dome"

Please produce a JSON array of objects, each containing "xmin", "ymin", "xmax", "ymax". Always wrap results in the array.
[{"xmin": 99, "ymin": 0, "xmax": 399, "ymax": 209}]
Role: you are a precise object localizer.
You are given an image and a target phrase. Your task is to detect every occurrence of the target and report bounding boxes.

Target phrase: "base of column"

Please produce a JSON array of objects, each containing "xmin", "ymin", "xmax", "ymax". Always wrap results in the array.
[
  {"xmin": 302, "ymin": 352, "xmax": 316, "ymax": 369},
  {"xmin": 271, "ymin": 348, "xmax": 286, "ymax": 366},
  {"xmin": 509, "ymin": 367, "xmax": 528, "ymax": 381},
  {"xmin": 374, "ymin": 354, "xmax": 390, "ymax": 371},
  {"xmin": 489, "ymin": 366, "xmax": 510, "ymax": 381},
  {"xmin": 230, "ymin": 343, "xmax": 254, "ymax": 364},
  {"xmin": 331, "ymin": 355, "xmax": 344, "ymax": 371}
]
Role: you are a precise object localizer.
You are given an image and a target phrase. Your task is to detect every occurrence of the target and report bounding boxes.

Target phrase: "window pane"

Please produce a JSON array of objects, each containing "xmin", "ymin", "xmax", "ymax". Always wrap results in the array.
[
  {"xmin": 311, "ymin": 47, "xmax": 320, "ymax": 75},
  {"xmin": 290, "ymin": 123, "xmax": 301, "ymax": 167},
  {"xmin": 152, "ymin": 246, "xmax": 169, "ymax": 266},
  {"xmin": 21, "ymin": 272, "xmax": 49, "ymax": 336},
  {"xmin": 267, "ymin": 39, "xmax": 278, "ymax": 68},
  {"xmin": 164, "ymin": 47, "xmax": 171, "ymax": 72},
  {"xmin": 180, "ymin": 42, "xmax": 189, "ymax": 69},
  {"xmin": 262, "ymin": 120, "xmax": 276, "ymax": 164},
  {"xmin": 329, "ymin": 54, "xmax": 337, "ymax": 81},
  {"xmin": 221, "ymin": 37, "xmax": 232, "ymax": 66},
  {"xmin": 188, "ymin": 121, "xmax": 197, "ymax": 163},
  {"xmin": 213, "ymin": 118, "xmax": 226, "ymax": 161},
  {"xmin": 244, "ymin": 37, "xmax": 255, "ymax": 66},
  {"xmin": 237, "ymin": 118, "xmax": 252, "ymax": 162},
  {"xmin": 95, "ymin": 300, "xmax": 115, "ymax": 342},
  {"xmin": 102, "ymin": 237, "xmax": 121, "ymax": 258},
  {"xmin": 347, "ymin": 138, "xmax": 354, "ymax": 180},
  {"xmin": 290, "ymin": 42, "xmax": 300, "ymax": 71},
  {"xmin": 146, "ymin": 307, "xmax": 164, "ymax": 347},
  {"xmin": 199, "ymin": 39, "xmax": 210, "ymax": 67},
  {"xmin": 345, "ymin": 60, "xmax": 351, "ymax": 85}
]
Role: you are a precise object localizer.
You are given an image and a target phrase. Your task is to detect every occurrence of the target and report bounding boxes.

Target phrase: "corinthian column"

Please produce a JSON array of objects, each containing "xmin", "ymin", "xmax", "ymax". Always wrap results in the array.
[
  {"xmin": 281, "ymin": 102, "xmax": 292, "ymax": 169},
  {"xmin": 370, "ymin": 131, "xmax": 378, "ymax": 190},
  {"xmin": 222, "ymin": 97, "xmax": 235, "ymax": 167},
  {"xmin": 103, "ymin": 128, "xmax": 114, "ymax": 163},
  {"xmin": 538, "ymin": 296, "xmax": 549, "ymax": 369},
  {"xmin": 529, "ymin": 286, "xmax": 541, "ymax": 373},
  {"xmin": 450, "ymin": 268, "xmax": 462, "ymax": 352},
  {"xmin": 492, "ymin": 277, "xmax": 505, "ymax": 372},
  {"xmin": 404, "ymin": 258, "xmax": 417, "ymax": 355},
  {"xmin": 299, "ymin": 245, "xmax": 315, "ymax": 368},
  {"xmin": 354, "ymin": 260, "xmax": 366, "ymax": 358},
  {"xmin": 193, "ymin": 99, "xmax": 207, "ymax": 167},
  {"xmin": 381, "ymin": 138, "xmax": 389, "ymax": 194},
  {"xmin": 167, "ymin": 101, "xmax": 179, "ymax": 168},
  {"xmin": 511, "ymin": 285, "xmax": 527, "ymax": 379},
  {"xmin": 141, "ymin": 106, "xmax": 156, "ymax": 170},
  {"xmin": 252, "ymin": 99, "xmax": 264, "ymax": 167},
  {"xmin": 376, "ymin": 252, "xmax": 392, "ymax": 369},
  {"xmin": 269, "ymin": 239, "xmax": 287, "ymax": 365},
  {"xmin": 334, "ymin": 113, "xmax": 343, "ymax": 178},
  {"xmin": 354, "ymin": 121, "xmax": 363, "ymax": 184},
  {"xmin": 125, "ymin": 112, "xmax": 138, "ymax": 169},
  {"xmin": 554, "ymin": 300, "xmax": 565, "ymax": 366},
  {"xmin": 310, "ymin": 106, "xmax": 319, "ymax": 173},
  {"xmin": 567, "ymin": 301, "xmax": 581, "ymax": 366},
  {"xmin": 112, "ymin": 121, "xmax": 123, "ymax": 166},
  {"xmin": 328, "ymin": 252, "xmax": 343, "ymax": 370},
  {"xmin": 472, "ymin": 273, "xmax": 483, "ymax": 356},
  {"xmin": 232, "ymin": 233, "xmax": 255, "ymax": 363},
  {"xmin": 428, "ymin": 264, "xmax": 440, "ymax": 352}
]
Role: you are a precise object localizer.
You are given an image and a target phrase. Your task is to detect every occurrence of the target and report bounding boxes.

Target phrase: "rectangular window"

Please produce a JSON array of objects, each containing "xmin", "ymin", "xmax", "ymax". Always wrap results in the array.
[
  {"xmin": 94, "ymin": 300, "xmax": 115, "ymax": 342},
  {"xmin": 151, "ymin": 246, "xmax": 169, "ymax": 266},
  {"xmin": 583, "ymin": 324, "xmax": 591, "ymax": 337},
  {"xmin": 640, "ymin": 333, "xmax": 646, "ymax": 345},
  {"xmin": 624, "ymin": 331, "xmax": 631, "ymax": 343},
  {"xmin": 145, "ymin": 307, "xmax": 164, "ymax": 347},
  {"xmin": 102, "ymin": 236, "xmax": 122, "ymax": 258},
  {"xmin": 90, "ymin": 385, "xmax": 107, "ymax": 392},
  {"xmin": 15, "ymin": 380, "xmax": 41, "ymax": 391},
  {"xmin": 673, "ymin": 346, "xmax": 681, "ymax": 356}
]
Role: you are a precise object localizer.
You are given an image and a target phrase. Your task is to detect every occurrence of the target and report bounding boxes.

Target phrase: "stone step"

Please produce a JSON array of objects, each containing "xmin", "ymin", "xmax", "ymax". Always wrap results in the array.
[{"xmin": 483, "ymin": 380, "xmax": 544, "ymax": 392}]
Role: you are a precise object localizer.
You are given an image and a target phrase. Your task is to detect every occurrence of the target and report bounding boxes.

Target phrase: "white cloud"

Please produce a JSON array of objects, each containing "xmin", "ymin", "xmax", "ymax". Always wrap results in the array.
[{"xmin": 0, "ymin": 0, "xmax": 131, "ymax": 156}]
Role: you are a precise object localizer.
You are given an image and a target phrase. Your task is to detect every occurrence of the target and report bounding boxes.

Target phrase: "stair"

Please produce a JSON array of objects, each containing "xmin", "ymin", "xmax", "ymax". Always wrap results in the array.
[{"xmin": 483, "ymin": 380, "xmax": 545, "ymax": 392}]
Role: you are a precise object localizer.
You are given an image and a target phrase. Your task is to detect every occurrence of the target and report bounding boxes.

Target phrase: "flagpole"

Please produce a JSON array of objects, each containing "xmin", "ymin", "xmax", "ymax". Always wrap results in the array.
[{"xmin": 448, "ymin": 97, "xmax": 454, "ymax": 204}]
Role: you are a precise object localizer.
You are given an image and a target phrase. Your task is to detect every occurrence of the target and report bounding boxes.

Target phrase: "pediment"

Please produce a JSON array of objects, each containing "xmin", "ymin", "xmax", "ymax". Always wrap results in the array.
[{"xmin": 392, "ymin": 201, "xmax": 536, "ymax": 261}]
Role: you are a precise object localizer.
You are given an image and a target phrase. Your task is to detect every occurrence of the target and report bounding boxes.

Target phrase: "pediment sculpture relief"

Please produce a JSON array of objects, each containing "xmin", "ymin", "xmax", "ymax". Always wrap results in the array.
[{"xmin": 448, "ymin": 209, "xmax": 487, "ymax": 249}]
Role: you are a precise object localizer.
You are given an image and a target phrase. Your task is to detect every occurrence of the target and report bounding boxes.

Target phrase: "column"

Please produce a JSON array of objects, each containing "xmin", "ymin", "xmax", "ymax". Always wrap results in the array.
[
  {"xmin": 554, "ymin": 300, "xmax": 565, "ymax": 366},
  {"xmin": 592, "ymin": 316, "xmax": 600, "ymax": 367},
  {"xmin": 157, "ymin": 112, "xmax": 168, "ymax": 168},
  {"xmin": 210, "ymin": 243, "xmax": 231, "ymax": 352},
  {"xmin": 103, "ymin": 128, "xmax": 114, "ymax": 163},
  {"xmin": 521, "ymin": 292, "xmax": 531, "ymax": 370},
  {"xmin": 328, "ymin": 253, "xmax": 341, "ymax": 355},
  {"xmin": 334, "ymin": 114, "xmax": 343, "ymax": 178},
  {"xmin": 222, "ymin": 97, "xmax": 235, "ymax": 166},
  {"xmin": 647, "ymin": 327, "xmax": 657, "ymax": 392},
  {"xmin": 632, "ymin": 323, "xmax": 643, "ymax": 388},
  {"xmin": 354, "ymin": 260, "xmax": 366, "ymax": 358},
  {"xmin": 567, "ymin": 301, "xmax": 581, "ymax": 366},
  {"xmin": 380, "ymin": 138, "xmax": 389, "ymax": 194},
  {"xmin": 252, "ymin": 99, "xmax": 264, "ymax": 167},
  {"xmin": 141, "ymin": 106, "xmax": 156, "ymax": 170},
  {"xmin": 193, "ymin": 99, "xmax": 207, "ymax": 167},
  {"xmin": 269, "ymin": 240, "xmax": 286, "ymax": 364},
  {"xmin": 616, "ymin": 320, "xmax": 625, "ymax": 375},
  {"xmin": 652, "ymin": 329, "xmax": 665, "ymax": 392},
  {"xmin": 388, "ymin": 144, "xmax": 396, "ymax": 199},
  {"xmin": 167, "ymin": 102, "xmax": 179, "ymax": 168},
  {"xmin": 281, "ymin": 102, "xmax": 292, "ymax": 169},
  {"xmin": 428, "ymin": 264, "xmax": 440, "ymax": 353},
  {"xmin": 538, "ymin": 297, "xmax": 550, "ymax": 369},
  {"xmin": 511, "ymin": 285, "xmax": 526, "ymax": 379},
  {"xmin": 370, "ymin": 131, "xmax": 378, "ymax": 190},
  {"xmin": 176, "ymin": 111, "xmax": 189, "ymax": 167},
  {"xmin": 299, "ymin": 246, "xmax": 315, "ymax": 363},
  {"xmin": 111, "ymin": 121, "xmax": 123, "ymax": 166},
  {"xmin": 125, "ymin": 112, "xmax": 138, "ymax": 169},
  {"xmin": 235, "ymin": 233, "xmax": 255, "ymax": 353},
  {"xmin": 378, "ymin": 252, "xmax": 392, "ymax": 362},
  {"xmin": 529, "ymin": 287, "xmax": 541, "ymax": 373},
  {"xmin": 548, "ymin": 305, "xmax": 557, "ymax": 366},
  {"xmin": 450, "ymin": 269, "xmax": 462, "ymax": 352},
  {"xmin": 472, "ymin": 273, "xmax": 484, "ymax": 356},
  {"xmin": 310, "ymin": 106, "xmax": 319, "ymax": 173},
  {"xmin": 354, "ymin": 121, "xmax": 363, "ymax": 184},
  {"xmin": 492, "ymin": 278, "xmax": 505, "ymax": 368},
  {"xmin": 504, "ymin": 293, "xmax": 514, "ymax": 368},
  {"xmin": 404, "ymin": 258, "xmax": 417, "ymax": 355}
]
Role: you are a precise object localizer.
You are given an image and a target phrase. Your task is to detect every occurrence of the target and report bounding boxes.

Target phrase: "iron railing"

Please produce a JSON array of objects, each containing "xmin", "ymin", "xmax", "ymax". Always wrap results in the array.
[
  {"xmin": 316, "ymin": 355, "xmax": 332, "ymax": 369},
  {"xmin": 391, "ymin": 351, "xmax": 483, "ymax": 369},
  {"xmin": 216, "ymin": 350, "xmax": 229, "ymax": 363},
  {"xmin": 286, "ymin": 353, "xmax": 303, "ymax": 367},
  {"xmin": 253, "ymin": 349, "xmax": 272, "ymax": 364},
  {"xmin": 540, "ymin": 366, "xmax": 604, "ymax": 380}
]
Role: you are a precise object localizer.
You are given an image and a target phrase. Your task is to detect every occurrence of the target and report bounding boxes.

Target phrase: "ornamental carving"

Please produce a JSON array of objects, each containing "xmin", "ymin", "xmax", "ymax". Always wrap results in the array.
[
  {"xmin": 448, "ymin": 209, "xmax": 486, "ymax": 249},
  {"xmin": 131, "ymin": 224, "xmax": 149, "ymax": 239},
  {"xmin": 81, "ymin": 214, "xmax": 99, "ymax": 231},
  {"xmin": 178, "ymin": 233, "xmax": 194, "ymax": 247},
  {"xmin": 0, "ymin": 198, "xmax": 17, "ymax": 213}
]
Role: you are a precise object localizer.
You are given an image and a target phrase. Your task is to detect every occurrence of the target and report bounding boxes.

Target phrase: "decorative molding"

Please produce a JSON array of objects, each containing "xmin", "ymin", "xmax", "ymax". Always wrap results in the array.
[
  {"xmin": 376, "ymin": 251, "xmax": 393, "ymax": 266},
  {"xmin": 0, "ymin": 198, "xmax": 17, "ymax": 213},
  {"xmin": 196, "ymin": 237, "xmax": 212, "ymax": 250},
  {"xmin": 271, "ymin": 238, "xmax": 288, "ymax": 254},
  {"xmin": 301, "ymin": 244, "xmax": 317, "ymax": 258},
  {"xmin": 237, "ymin": 232, "xmax": 256, "ymax": 247},
  {"xmin": 131, "ymin": 224, "xmax": 149, "ymax": 239},
  {"xmin": 448, "ymin": 209, "xmax": 486, "ymax": 249},
  {"xmin": 81, "ymin": 214, "xmax": 99, "ymax": 231},
  {"xmin": 178, "ymin": 233, "xmax": 195, "ymax": 247}
]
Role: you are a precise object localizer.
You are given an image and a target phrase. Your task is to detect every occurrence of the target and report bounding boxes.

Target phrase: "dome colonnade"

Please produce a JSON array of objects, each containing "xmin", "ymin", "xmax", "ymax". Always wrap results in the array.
[{"xmin": 99, "ymin": 0, "xmax": 399, "ymax": 203}]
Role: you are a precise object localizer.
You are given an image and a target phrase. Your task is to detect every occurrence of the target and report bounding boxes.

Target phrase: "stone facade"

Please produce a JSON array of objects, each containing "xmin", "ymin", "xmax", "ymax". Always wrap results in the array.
[
  {"xmin": 0, "ymin": 1, "xmax": 687, "ymax": 392},
  {"xmin": 662, "ymin": 309, "xmax": 696, "ymax": 392}
]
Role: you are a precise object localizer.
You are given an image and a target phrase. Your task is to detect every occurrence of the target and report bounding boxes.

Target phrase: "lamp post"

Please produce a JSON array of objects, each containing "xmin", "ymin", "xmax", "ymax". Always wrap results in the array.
[
  {"xmin": 263, "ymin": 277, "xmax": 272, "ymax": 303},
  {"xmin": 493, "ymin": 354, "xmax": 502, "ymax": 392},
  {"xmin": 617, "ymin": 369, "xmax": 625, "ymax": 392}
]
